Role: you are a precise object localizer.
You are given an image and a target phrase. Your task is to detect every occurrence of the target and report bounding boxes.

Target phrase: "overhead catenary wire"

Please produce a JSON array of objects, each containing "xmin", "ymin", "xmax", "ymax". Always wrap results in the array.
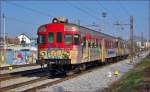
[
  {"xmin": 118, "ymin": 0, "xmax": 131, "ymax": 16},
  {"xmin": 5, "ymin": 1, "xmax": 54, "ymax": 18},
  {"xmin": 95, "ymin": 0, "xmax": 122, "ymax": 34},
  {"xmin": 5, "ymin": 16, "xmax": 38, "ymax": 25},
  {"xmin": 65, "ymin": 1, "xmax": 102, "ymax": 22},
  {"xmin": 76, "ymin": 1, "xmax": 102, "ymax": 27},
  {"xmin": 77, "ymin": 1, "xmax": 100, "ymax": 18},
  {"xmin": 5, "ymin": 1, "xmax": 84, "ymax": 26},
  {"xmin": 96, "ymin": 0, "xmax": 119, "ymax": 21}
]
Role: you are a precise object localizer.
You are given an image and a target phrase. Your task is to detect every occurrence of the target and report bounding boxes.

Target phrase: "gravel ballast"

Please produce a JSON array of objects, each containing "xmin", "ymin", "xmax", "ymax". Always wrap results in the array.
[{"xmin": 39, "ymin": 51, "xmax": 149, "ymax": 92}]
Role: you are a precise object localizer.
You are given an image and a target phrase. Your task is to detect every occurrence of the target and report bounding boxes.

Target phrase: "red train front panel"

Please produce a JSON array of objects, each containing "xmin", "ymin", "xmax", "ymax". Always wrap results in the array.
[{"xmin": 37, "ymin": 23, "xmax": 82, "ymax": 65}]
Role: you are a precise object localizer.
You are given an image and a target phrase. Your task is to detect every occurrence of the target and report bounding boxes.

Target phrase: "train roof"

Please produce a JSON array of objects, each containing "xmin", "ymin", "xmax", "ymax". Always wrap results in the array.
[
  {"xmin": 64, "ymin": 23, "xmax": 117, "ymax": 40},
  {"xmin": 38, "ymin": 22, "xmax": 119, "ymax": 40}
]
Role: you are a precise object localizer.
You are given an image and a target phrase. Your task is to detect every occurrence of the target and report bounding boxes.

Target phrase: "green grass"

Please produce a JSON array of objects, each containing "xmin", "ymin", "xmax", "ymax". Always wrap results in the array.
[{"xmin": 106, "ymin": 57, "xmax": 150, "ymax": 92}]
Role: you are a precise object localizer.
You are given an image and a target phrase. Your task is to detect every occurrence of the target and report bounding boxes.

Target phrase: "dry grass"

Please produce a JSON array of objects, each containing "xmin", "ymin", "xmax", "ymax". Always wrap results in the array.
[{"xmin": 103, "ymin": 54, "xmax": 150, "ymax": 92}]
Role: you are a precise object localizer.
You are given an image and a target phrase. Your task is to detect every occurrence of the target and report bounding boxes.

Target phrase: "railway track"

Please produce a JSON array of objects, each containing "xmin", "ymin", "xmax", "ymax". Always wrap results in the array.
[
  {"xmin": 0, "ymin": 57, "xmax": 128, "ymax": 92},
  {"xmin": 23, "ymin": 63, "xmax": 111, "ymax": 92},
  {"xmin": 0, "ymin": 77, "xmax": 48, "ymax": 92},
  {"xmin": 0, "ymin": 68, "xmax": 47, "ymax": 81},
  {"xmin": 1, "ymin": 62, "xmax": 114, "ymax": 92}
]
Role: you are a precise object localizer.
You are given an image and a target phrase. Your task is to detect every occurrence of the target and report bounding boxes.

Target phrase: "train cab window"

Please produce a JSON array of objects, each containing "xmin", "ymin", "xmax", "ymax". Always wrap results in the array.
[
  {"xmin": 64, "ymin": 34, "xmax": 72, "ymax": 45},
  {"xmin": 57, "ymin": 32, "xmax": 62, "ymax": 43},
  {"xmin": 74, "ymin": 34, "xmax": 80, "ymax": 45},
  {"xmin": 48, "ymin": 32, "xmax": 54, "ymax": 43},
  {"xmin": 39, "ymin": 35, "xmax": 46, "ymax": 44}
]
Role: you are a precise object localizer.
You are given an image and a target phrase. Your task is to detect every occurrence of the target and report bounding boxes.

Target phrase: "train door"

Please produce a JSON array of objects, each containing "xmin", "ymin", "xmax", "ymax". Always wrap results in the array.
[
  {"xmin": 46, "ymin": 24, "xmax": 64, "ymax": 49},
  {"xmin": 47, "ymin": 31, "xmax": 64, "ymax": 49}
]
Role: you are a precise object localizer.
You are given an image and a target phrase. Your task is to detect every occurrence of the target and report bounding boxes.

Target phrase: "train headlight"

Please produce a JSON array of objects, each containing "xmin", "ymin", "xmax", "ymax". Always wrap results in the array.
[{"xmin": 39, "ymin": 51, "xmax": 47, "ymax": 59}]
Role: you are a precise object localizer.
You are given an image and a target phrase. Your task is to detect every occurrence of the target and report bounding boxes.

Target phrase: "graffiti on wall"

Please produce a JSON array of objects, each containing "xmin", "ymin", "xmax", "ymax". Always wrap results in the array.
[{"xmin": 6, "ymin": 50, "xmax": 37, "ymax": 65}]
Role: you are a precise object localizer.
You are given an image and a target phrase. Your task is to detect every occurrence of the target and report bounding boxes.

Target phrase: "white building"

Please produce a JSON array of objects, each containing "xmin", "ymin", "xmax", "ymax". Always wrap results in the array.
[
  {"xmin": 145, "ymin": 41, "xmax": 150, "ymax": 48},
  {"xmin": 17, "ymin": 33, "xmax": 31, "ymax": 44}
]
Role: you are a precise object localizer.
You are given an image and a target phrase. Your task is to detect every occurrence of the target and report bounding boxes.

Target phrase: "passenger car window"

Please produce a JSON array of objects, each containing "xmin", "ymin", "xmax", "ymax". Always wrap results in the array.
[
  {"xmin": 74, "ymin": 34, "xmax": 80, "ymax": 45},
  {"xmin": 65, "ymin": 34, "xmax": 72, "ymax": 45}
]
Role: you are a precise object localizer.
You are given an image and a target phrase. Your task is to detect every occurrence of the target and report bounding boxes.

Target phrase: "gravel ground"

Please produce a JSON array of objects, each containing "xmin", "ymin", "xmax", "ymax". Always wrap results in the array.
[{"xmin": 39, "ymin": 51, "xmax": 149, "ymax": 92}]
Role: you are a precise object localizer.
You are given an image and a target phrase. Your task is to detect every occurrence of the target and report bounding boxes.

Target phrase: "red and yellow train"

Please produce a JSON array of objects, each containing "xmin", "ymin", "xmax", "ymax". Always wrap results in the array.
[{"xmin": 36, "ymin": 17, "xmax": 129, "ymax": 76}]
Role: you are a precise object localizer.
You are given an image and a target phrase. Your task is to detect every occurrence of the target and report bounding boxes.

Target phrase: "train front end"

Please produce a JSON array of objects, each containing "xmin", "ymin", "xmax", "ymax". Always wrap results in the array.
[
  {"xmin": 37, "ymin": 23, "xmax": 71, "ymax": 65},
  {"xmin": 36, "ymin": 18, "xmax": 81, "ymax": 76}
]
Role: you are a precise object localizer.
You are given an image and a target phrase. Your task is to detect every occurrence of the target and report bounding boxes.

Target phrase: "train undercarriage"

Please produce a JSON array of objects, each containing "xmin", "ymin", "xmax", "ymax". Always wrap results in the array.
[{"xmin": 37, "ymin": 54, "xmax": 128, "ymax": 77}]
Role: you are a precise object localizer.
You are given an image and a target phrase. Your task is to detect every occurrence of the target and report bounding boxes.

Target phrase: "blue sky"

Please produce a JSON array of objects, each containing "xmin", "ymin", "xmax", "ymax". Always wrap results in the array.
[{"xmin": 0, "ymin": 0, "xmax": 149, "ymax": 40}]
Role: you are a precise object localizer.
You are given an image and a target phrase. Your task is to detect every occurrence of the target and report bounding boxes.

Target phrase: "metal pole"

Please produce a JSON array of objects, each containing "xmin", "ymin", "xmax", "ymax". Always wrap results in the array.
[
  {"xmin": 149, "ymin": 0, "xmax": 150, "ymax": 42},
  {"xmin": 114, "ymin": 16, "xmax": 135, "ymax": 63},
  {"xmin": 77, "ymin": 19, "xmax": 80, "ymax": 26},
  {"xmin": 130, "ymin": 16, "xmax": 134, "ymax": 63},
  {"xmin": 3, "ymin": 14, "xmax": 5, "ymax": 49},
  {"xmin": 102, "ymin": 12, "xmax": 106, "ymax": 32},
  {"xmin": 0, "ymin": 1, "xmax": 1, "ymax": 42},
  {"xmin": 141, "ymin": 32, "xmax": 143, "ymax": 47},
  {"xmin": 3, "ymin": 13, "xmax": 6, "ymax": 64},
  {"xmin": 0, "ymin": 0, "xmax": 2, "ymax": 69}
]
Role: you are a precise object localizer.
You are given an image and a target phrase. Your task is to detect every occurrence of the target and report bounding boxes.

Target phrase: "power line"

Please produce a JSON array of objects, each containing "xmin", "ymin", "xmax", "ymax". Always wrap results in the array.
[
  {"xmin": 65, "ymin": 1, "xmax": 102, "ymax": 22},
  {"xmin": 118, "ymin": 0, "xmax": 131, "ymax": 16},
  {"xmin": 5, "ymin": 16, "xmax": 38, "ymax": 25},
  {"xmin": 96, "ymin": 0, "xmax": 119, "ymax": 21},
  {"xmin": 77, "ymin": 1, "xmax": 100, "ymax": 17},
  {"xmin": 5, "ymin": 1, "xmax": 54, "ymax": 18},
  {"xmin": 76, "ymin": 1, "xmax": 104, "ymax": 28}
]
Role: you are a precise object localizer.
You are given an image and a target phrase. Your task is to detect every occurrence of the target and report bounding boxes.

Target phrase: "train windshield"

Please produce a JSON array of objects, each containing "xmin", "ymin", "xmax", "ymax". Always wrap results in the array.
[
  {"xmin": 39, "ymin": 35, "xmax": 46, "ymax": 44},
  {"xmin": 74, "ymin": 34, "xmax": 80, "ymax": 45},
  {"xmin": 57, "ymin": 32, "xmax": 62, "ymax": 43},
  {"xmin": 64, "ymin": 34, "xmax": 72, "ymax": 45},
  {"xmin": 48, "ymin": 32, "xmax": 54, "ymax": 43}
]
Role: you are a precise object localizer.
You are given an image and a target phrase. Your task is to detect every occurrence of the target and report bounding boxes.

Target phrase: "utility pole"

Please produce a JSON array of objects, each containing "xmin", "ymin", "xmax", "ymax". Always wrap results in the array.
[
  {"xmin": 0, "ymin": 1, "xmax": 1, "ymax": 44},
  {"xmin": 130, "ymin": 16, "xmax": 134, "ymax": 63},
  {"xmin": 149, "ymin": 0, "xmax": 150, "ymax": 42},
  {"xmin": 3, "ymin": 14, "xmax": 6, "ymax": 49},
  {"xmin": 148, "ymin": 0, "xmax": 150, "ymax": 43},
  {"xmin": 141, "ymin": 32, "xmax": 143, "ymax": 47},
  {"xmin": 77, "ymin": 19, "xmax": 80, "ymax": 26},
  {"xmin": 102, "ymin": 12, "xmax": 107, "ymax": 32},
  {"xmin": 114, "ymin": 16, "xmax": 134, "ymax": 63},
  {"xmin": 0, "ymin": 2, "xmax": 1, "ymax": 84}
]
